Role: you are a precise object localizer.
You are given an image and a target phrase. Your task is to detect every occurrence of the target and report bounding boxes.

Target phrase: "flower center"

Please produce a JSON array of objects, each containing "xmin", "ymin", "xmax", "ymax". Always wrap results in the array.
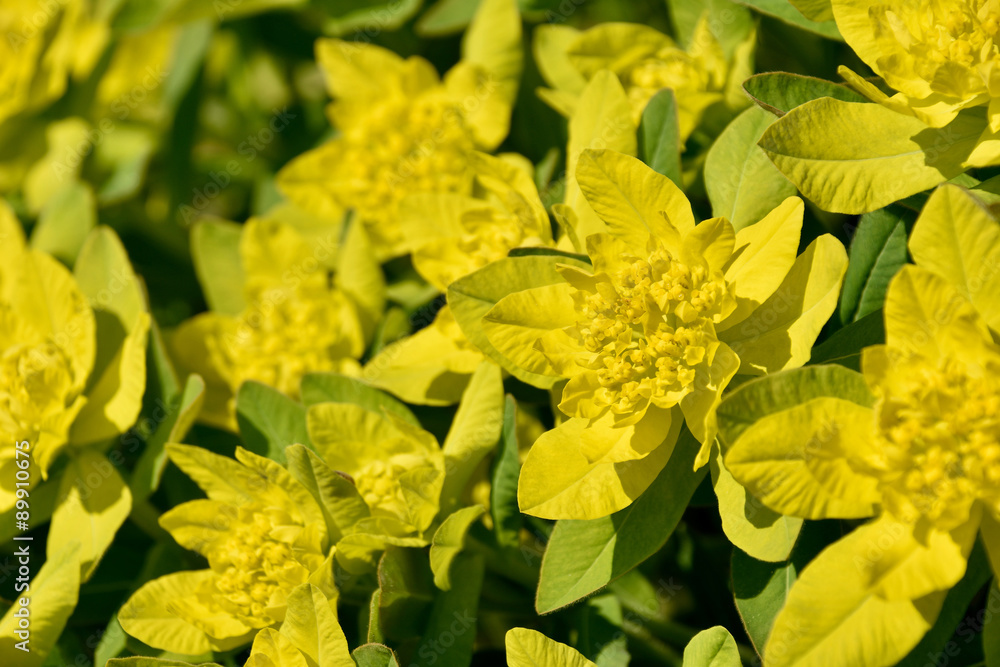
[
  {"xmin": 355, "ymin": 458, "xmax": 409, "ymax": 513},
  {"xmin": 870, "ymin": 357, "xmax": 1000, "ymax": 527},
  {"xmin": 574, "ymin": 247, "xmax": 731, "ymax": 413},
  {"xmin": 456, "ymin": 209, "xmax": 532, "ymax": 269},
  {"xmin": 337, "ymin": 94, "xmax": 475, "ymax": 222},
  {"xmin": 211, "ymin": 292, "xmax": 360, "ymax": 400},
  {"xmin": 212, "ymin": 508, "xmax": 300, "ymax": 624},
  {"xmin": 882, "ymin": 1, "xmax": 1000, "ymax": 89},
  {"xmin": 0, "ymin": 341, "xmax": 76, "ymax": 440}
]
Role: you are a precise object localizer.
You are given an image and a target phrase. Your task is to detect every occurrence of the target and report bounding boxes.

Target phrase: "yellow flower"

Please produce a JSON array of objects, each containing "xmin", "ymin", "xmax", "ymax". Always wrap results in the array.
[
  {"xmin": 305, "ymin": 362, "xmax": 503, "ymax": 572},
  {"xmin": 0, "ymin": 0, "xmax": 109, "ymax": 125},
  {"xmin": 173, "ymin": 216, "xmax": 380, "ymax": 430},
  {"xmin": 534, "ymin": 19, "xmax": 753, "ymax": 143},
  {"xmin": 277, "ymin": 0, "xmax": 522, "ymax": 258},
  {"xmin": 401, "ymin": 152, "xmax": 553, "ymax": 292},
  {"xmin": 480, "ymin": 149, "xmax": 847, "ymax": 519},
  {"xmin": 0, "ymin": 205, "xmax": 148, "ymax": 507},
  {"xmin": 361, "ymin": 152, "xmax": 551, "ymax": 406},
  {"xmin": 835, "ymin": 0, "xmax": 1000, "ymax": 129},
  {"xmin": 306, "ymin": 401, "xmax": 446, "ymax": 568},
  {"xmin": 119, "ymin": 444, "xmax": 335, "ymax": 655},
  {"xmin": 722, "ymin": 264, "xmax": 1000, "ymax": 667}
]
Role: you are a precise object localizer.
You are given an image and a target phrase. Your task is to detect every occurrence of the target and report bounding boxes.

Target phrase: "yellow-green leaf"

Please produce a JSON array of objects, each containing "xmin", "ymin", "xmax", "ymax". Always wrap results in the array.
[
  {"xmin": 760, "ymin": 100, "xmax": 983, "ymax": 214},
  {"xmin": 48, "ymin": 450, "xmax": 132, "ymax": 580},
  {"xmin": 429, "ymin": 505, "xmax": 485, "ymax": 590},
  {"xmin": 505, "ymin": 628, "xmax": 597, "ymax": 667},
  {"xmin": 0, "ymin": 541, "xmax": 80, "ymax": 667},
  {"xmin": 682, "ymin": 626, "xmax": 741, "ymax": 667}
]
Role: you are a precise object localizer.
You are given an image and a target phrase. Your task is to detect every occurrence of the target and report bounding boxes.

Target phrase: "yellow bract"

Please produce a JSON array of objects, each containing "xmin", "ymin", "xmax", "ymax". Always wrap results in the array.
[
  {"xmin": 482, "ymin": 149, "xmax": 847, "ymax": 519},
  {"xmin": 173, "ymin": 217, "xmax": 373, "ymax": 430},
  {"xmin": 120, "ymin": 445, "xmax": 334, "ymax": 655},
  {"xmin": 307, "ymin": 402, "xmax": 444, "ymax": 536},
  {"xmin": 0, "ymin": 0, "xmax": 108, "ymax": 125},
  {"xmin": 402, "ymin": 153, "xmax": 552, "ymax": 292},
  {"xmin": 534, "ymin": 20, "xmax": 752, "ymax": 143},
  {"xmin": 277, "ymin": 0, "xmax": 522, "ymax": 258}
]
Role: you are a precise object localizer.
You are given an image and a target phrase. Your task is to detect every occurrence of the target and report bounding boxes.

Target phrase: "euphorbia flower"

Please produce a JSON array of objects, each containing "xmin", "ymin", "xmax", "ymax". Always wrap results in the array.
[
  {"xmin": 277, "ymin": 0, "xmax": 522, "ymax": 258},
  {"xmin": 479, "ymin": 149, "xmax": 847, "ymax": 519},
  {"xmin": 362, "ymin": 152, "xmax": 551, "ymax": 405},
  {"xmin": 533, "ymin": 19, "xmax": 753, "ymax": 143},
  {"xmin": 172, "ymin": 216, "xmax": 380, "ymax": 430},
  {"xmin": 716, "ymin": 179, "xmax": 1000, "ymax": 667},
  {"xmin": 761, "ymin": 1, "xmax": 1000, "ymax": 213},
  {"xmin": 119, "ymin": 445, "xmax": 335, "ymax": 655},
  {"xmin": 722, "ymin": 264, "xmax": 1000, "ymax": 667},
  {"xmin": 0, "ymin": 0, "xmax": 109, "ymax": 125},
  {"xmin": 835, "ymin": 0, "xmax": 1000, "ymax": 132}
]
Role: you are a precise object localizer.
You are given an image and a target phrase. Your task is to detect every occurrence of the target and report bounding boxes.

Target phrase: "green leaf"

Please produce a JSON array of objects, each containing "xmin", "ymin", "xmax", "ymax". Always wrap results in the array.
[
  {"xmin": 235, "ymin": 381, "xmax": 311, "ymax": 465},
  {"xmin": 130, "ymin": 373, "xmax": 205, "ymax": 501},
  {"xmin": 366, "ymin": 590, "xmax": 386, "ymax": 644},
  {"xmin": 535, "ymin": 429, "xmax": 705, "ymax": 613},
  {"xmin": 416, "ymin": 0, "xmax": 481, "ymax": 35},
  {"xmin": 285, "ymin": 444, "xmax": 369, "ymax": 543},
  {"xmin": 415, "ymin": 552, "xmax": 484, "ymax": 667},
  {"xmin": 439, "ymin": 363, "xmax": 504, "ymax": 516},
  {"xmin": 760, "ymin": 100, "xmax": 985, "ymax": 214},
  {"xmin": 808, "ymin": 310, "xmax": 885, "ymax": 371},
  {"xmin": 507, "ymin": 247, "xmax": 591, "ymax": 263},
  {"xmin": 299, "ymin": 373, "xmax": 419, "ymax": 427},
  {"xmin": 840, "ymin": 205, "xmax": 912, "ymax": 324},
  {"xmin": 705, "ymin": 105, "xmax": 797, "ymax": 231},
  {"xmin": 93, "ymin": 617, "xmax": 128, "ymax": 666},
  {"xmin": 738, "ymin": 0, "xmax": 842, "ymax": 40},
  {"xmin": 491, "ymin": 396, "xmax": 522, "ymax": 548},
  {"xmin": 320, "ymin": 0, "xmax": 422, "ymax": 37},
  {"xmin": 896, "ymin": 541, "xmax": 993, "ymax": 667},
  {"xmin": 378, "ymin": 547, "xmax": 436, "ymax": 641},
  {"xmin": 430, "ymin": 506, "xmax": 486, "ymax": 590},
  {"xmin": 351, "ymin": 643, "xmax": 400, "ymax": 667},
  {"xmin": 449, "ymin": 255, "xmax": 587, "ymax": 389},
  {"xmin": 107, "ymin": 659, "xmax": 221, "ymax": 667},
  {"xmin": 0, "ymin": 541, "xmax": 80, "ymax": 667},
  {"xmin": 578, "ymin": 595, "xmax": 630, "ymax": 667},
  {"xmin": 985, "ymin": 580, "xmax": 1000, "ymax": 667},
  {"xmin": 370, "ymin": 307, "xmax": 412, "ymax": 356},
  {"xmin": 30, "ymin": 181, "xmax": 96, "ymax": 265},
  {"xmin": 190, "ymin": 219, "xmax": 246, "ymax": 317},
  {"xmin": 732, "ymin": 520, "xmax": 841, "ymax": 655},
  {"xmin": 638, "ymin": 89, "xmax": 682, "ymax": 187},
  {"xmin": 682, "ymin": 626, "xmax": 741, "ymax": 666},
  {"xmin": 742, "ymin": 72, "xmax": 864, "ymax": 117}
]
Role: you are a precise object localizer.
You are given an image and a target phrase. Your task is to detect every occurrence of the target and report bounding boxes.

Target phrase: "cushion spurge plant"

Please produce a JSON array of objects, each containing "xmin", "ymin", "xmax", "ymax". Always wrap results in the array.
[
  {"xmin": 119, "ymin": 444, "xmax": 335, "ymax": 655},
  {"xmin": 718, "ymin": 185, "xmax": 1000, "ymax": 666},
  {"xmin": 475, "ymin": 148, "xmax": 847, "ymax": 519},
  {"xmin": 277, "ymin": 0, "xmax": 522, "ymax": 259}
]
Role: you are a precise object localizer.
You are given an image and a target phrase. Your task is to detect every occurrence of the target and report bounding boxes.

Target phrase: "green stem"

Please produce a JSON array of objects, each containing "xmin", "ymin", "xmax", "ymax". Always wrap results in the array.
[
  {"xmin": 129, "ymin": 498, "xmax": 170, "ymax": 542},
  {"xmin": 622, "ymin": 618, "xmax": 684, "ymax": 666}
]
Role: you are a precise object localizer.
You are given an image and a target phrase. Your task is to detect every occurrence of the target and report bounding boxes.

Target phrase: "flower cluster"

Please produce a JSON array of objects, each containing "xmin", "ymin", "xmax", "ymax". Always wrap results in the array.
[{"xmin": 6, "ymin": 2, "xmax": 1000, "ymax": 667}]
